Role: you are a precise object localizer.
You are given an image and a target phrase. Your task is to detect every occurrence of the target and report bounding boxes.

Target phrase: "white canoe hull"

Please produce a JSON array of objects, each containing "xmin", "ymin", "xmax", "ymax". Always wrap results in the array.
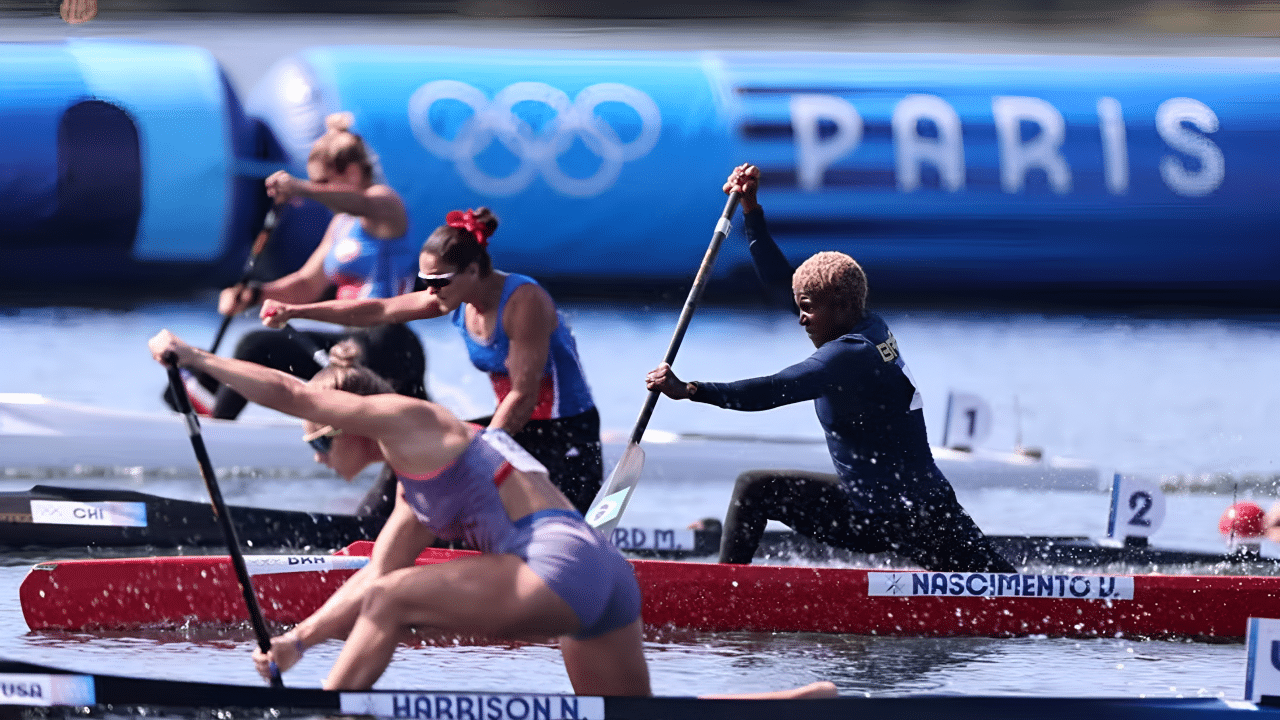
[{"xmin": 0, "ymin": 393, "xmax": 1102, "ymax": 491}]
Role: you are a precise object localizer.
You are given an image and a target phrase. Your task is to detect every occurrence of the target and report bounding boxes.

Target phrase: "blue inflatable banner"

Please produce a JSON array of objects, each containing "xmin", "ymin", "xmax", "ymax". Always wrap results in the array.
[
  {"xmin": 4, "ymin": 42, "xmax": 1276, "ymax": 301},
  {"xmin": 247, "ymin": 47, "xmax": 1280, "ymax": 302},
  {"xmin": 0, "ymin": 40, "xmax": 270, "ymax": 290}
]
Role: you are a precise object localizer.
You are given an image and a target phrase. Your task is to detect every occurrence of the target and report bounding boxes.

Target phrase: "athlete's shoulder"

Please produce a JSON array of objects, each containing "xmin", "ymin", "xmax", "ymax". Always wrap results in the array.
[
  {"xmin": 822, "ymin": 314, "xmax": 898, "ymax": 363},
  {"xmin": 505, "ymin": 272, "xmax": 542, "ymax": 290}
]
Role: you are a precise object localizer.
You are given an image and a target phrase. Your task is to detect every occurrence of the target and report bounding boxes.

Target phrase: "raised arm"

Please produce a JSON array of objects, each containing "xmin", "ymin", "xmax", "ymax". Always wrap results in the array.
[
  {"xmin": 148, "ymin": 329, "xmax": 418, "ymax": 444},
  {"xmin": 266, "ymin": 172, "xmax": 408, "ymax": 240},
  {"xmin": 724, "ymin": 163, "xmax": 795, "ymax": 310},
  {"xmin": 261, "ymin": 288, "xmax": 448, "ymax": 329},
  {"xmin": 490, "ymin": 284, "xmax": 558, "ymax": 435}
]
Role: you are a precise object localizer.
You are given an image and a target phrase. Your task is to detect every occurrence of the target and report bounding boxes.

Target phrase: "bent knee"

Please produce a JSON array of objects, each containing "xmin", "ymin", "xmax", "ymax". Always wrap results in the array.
[{"xmin": 359, "ymin": 575, "xmax": 413, "ymax": 624}]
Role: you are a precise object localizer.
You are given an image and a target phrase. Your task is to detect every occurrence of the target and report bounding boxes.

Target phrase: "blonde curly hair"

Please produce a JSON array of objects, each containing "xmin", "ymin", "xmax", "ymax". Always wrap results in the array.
[{"xmin": 791, "ymin": 251, "xmax": 867, "ymax": 316}]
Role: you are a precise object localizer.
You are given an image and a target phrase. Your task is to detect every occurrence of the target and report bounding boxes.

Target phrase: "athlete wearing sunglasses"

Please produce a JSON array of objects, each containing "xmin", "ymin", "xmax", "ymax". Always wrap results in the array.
[
  {"xmin": 259, "ymin": 207, "xmax": 604, "ymax": 514},
  {"xmin": 303, "ymin": 425, "xmax": 343, "ymax": 454},
  {"xmin": 413, "ymin": 271, "xmax": 456, "ymax": 291}
]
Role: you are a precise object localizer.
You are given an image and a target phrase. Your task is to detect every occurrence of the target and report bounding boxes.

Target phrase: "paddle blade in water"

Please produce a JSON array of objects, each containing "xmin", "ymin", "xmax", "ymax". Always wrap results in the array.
[{"xmin": 586, "ymin": 443, "xmax": 645, "ymax": 538}]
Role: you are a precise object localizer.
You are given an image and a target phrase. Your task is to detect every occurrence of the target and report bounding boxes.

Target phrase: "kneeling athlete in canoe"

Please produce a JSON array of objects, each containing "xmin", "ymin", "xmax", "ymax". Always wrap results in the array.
[
  {"xmin": 645, "ymin": 164, "xmax": 1015, "ymax": 573},
  {"xmin": 147, "ymin": 330, "xmax": 834, "ymax": 698}
]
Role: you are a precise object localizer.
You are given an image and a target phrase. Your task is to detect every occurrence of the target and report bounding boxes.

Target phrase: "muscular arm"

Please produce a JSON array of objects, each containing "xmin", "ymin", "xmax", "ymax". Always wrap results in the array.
[
  {"xmin": 279, "ymin": 178, "xmax": 408, "ymax": 239},
  {"xmin": 490, "ymin": 284, "xmax": 557, "ymax": 435},
  {"xmin": 170, "ymin": 340, "xmax": 422, "ymax": 446},
  {"xmin": 257, "ymin": 230, "xmax": 335, "ymax": 305},
  {"xmin": 274, "ymin": 289, "xmax": 449, "ymax": 327},
  {"xmin": 691, "ymin": 352, "xmax": 831, "ymax": 411},
  {"xmin": 221, "ymin": 222, "xmax": 335, "ymax": 315}
]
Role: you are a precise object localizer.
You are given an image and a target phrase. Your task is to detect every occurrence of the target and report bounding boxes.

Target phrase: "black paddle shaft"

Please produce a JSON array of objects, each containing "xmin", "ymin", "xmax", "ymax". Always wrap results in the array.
[
  {"xmin": 281, "ymin": 322, "xmax": 331, "ymax": 369},
  {"xmin": 210, "ymin": 207, "xmax": 280, "ymax": 354},
  {"xmin": 627, "ymin": 192, "xmax": 741, "ymax": 445},
  {"xmin": 163, "ymin": 358, "xmax": 284, "ymax": 688}
]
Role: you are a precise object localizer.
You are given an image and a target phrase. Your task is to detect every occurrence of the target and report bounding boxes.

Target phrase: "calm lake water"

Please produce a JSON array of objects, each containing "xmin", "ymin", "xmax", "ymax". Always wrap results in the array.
[{"xmin": 2, "ymin": 297, "xmax": 1279, "ymax": 702}]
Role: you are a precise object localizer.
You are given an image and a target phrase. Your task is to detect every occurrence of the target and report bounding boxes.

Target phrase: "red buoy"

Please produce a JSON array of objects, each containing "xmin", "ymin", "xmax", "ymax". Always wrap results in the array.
[{"xmin": 1219, "ymin": 501, "xmax": 1266, "ymax": 538}]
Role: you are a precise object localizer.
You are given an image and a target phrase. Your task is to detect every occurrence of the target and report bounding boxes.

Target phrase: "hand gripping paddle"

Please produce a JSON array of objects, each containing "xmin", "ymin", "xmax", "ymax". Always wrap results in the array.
[{"xmin": 164, "ymin": 354, "xmax": 284, "ymax": 687}]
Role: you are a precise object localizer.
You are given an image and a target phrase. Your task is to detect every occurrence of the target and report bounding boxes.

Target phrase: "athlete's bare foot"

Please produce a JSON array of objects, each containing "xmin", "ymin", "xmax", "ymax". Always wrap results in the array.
[{"xmin": 700, "ymin": 681, "xmax": 839, "ymax": 700}]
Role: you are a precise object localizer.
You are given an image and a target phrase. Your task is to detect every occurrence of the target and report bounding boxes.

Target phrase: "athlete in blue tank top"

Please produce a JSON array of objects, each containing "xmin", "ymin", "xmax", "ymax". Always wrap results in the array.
[
  {"xmin": 452, "ymin": 273, "xmax": 594, "ymax": 421},
  {"xmin": 262, "ymin": 208, "xmax": 604, "ymax": 514},
  {"xmin": 197, "ymin": 113, "xmax": 429, "ymax": 521},
  {"xmin": 322, "ymin": 213, "xmax": 420, "ymax": 301},
  {"xmin": 647, "ymin": 164, "xmax": 1013, "ymax": 573}
]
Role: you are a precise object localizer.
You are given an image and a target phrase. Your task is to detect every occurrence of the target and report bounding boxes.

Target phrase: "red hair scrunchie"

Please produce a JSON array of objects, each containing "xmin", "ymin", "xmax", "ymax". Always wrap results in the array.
[{"xmin": 446, "ymin": 209, "xmax": 490, "ymax": 246}]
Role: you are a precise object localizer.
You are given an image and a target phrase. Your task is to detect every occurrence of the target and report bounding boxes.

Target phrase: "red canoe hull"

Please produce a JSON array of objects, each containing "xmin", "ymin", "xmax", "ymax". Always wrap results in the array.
[{"xmin": 21, "ymin": 543, "xmax": 1280, "ymax": 640}]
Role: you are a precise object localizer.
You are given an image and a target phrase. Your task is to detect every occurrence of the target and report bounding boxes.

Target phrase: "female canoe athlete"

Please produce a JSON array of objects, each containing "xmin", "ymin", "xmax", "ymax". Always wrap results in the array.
[
  {"xmin": 146, "ymin": 329, "xmax": 834, "ymax": 698},
  {"xmin": 209, "ymin": 111, "xmax": 428, "ymax": 422},
  {"xmin": 258, "ymin": 207, "xmax": 603, "ymax": 515},
  {"xmin": 646, "ymin": 163, "xmax": 1015, "ymax": 573}
]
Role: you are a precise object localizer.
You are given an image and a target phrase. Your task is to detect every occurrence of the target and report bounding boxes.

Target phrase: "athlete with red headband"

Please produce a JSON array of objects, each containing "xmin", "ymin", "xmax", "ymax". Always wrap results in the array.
[{"xmin": 261, "ymin": 208, "xmax": 603, "ymax": 514}]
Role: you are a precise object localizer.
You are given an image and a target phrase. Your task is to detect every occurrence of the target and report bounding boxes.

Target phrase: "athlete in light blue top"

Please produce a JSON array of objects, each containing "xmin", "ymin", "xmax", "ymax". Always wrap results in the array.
[
  {"xmin": 207, "ymin": 112, "xmax": 428, "ymax": 427},
  {"xmin": 263, "ymin": 207, "xmax": 604, "ymax": 513}
]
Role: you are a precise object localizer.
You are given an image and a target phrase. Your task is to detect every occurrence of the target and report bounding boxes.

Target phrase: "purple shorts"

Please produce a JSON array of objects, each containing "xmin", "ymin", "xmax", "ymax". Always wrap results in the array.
[{"xmin": 512, "ymin": 509, "xmax": 642, "ymax": 639}]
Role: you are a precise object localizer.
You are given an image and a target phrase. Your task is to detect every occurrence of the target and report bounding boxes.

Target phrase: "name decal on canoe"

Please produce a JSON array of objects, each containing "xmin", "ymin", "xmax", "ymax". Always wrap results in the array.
[
  {"xmin": 244, "ymin": 555, "xmax": 371, "ymax": 576},
  {"xmin": 867, "ymin": 572, "xmax": 1135, "ymax": 599},
  {"xmin": 0, "ymin": 673, "xmax": 95, "ymax": 707},
  {"xmin": 609, "ymin": 527, "xmax": 695, "ymax": 552},
  {"xmin": 29, "ymin": 500, "xmax": 147, "ymax": 528},
  {"xmin": 340, "ymin": 691, "xmax": 605, "ymax": 720}
]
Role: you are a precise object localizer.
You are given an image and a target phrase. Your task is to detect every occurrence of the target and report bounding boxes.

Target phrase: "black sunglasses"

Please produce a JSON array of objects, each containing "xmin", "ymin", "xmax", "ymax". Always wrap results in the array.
[
  {"xmin": 415, "ymin": 271, "xmax": 457, "ymax": 292},
  {"xmin": 304, "ymin": 426, "xmax": 342, "ymax": 454}
]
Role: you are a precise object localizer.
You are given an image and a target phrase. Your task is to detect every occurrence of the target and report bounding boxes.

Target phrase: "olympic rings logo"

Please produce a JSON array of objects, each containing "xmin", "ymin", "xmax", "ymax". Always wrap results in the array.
[{"xmin": 407, "ymin": 80, "xmax": 662, "ymax": 198}]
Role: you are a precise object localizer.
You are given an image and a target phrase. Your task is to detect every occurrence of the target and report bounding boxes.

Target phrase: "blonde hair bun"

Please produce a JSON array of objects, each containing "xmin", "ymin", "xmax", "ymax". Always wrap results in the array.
[{"xmin": 325, "ymin": 111, "xmax": 355, "ymax": 135}]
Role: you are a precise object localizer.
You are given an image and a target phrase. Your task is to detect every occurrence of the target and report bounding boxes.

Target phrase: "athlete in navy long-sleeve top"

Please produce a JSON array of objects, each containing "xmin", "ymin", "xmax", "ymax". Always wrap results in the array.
[{"xmin": 646, "ymin": 164, "xmax": 1013, "ymax": 572}]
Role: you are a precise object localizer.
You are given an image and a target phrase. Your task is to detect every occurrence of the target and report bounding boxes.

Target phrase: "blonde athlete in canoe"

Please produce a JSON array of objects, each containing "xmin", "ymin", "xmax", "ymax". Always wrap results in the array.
[
  {"xmin": 210, "ymin": 112, "xmax": 428, "ymax": 422},
  {"xmin": 146, "ymin": 329, "xmax": 834, "ymax": 699}
]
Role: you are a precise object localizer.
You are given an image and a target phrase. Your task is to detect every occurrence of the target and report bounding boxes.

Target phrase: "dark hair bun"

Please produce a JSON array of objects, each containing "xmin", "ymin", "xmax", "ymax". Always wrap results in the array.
[
  {"xmin": 472, "ymin": 206, "xmax": 499, "ymax": 234},
  {"xmin": 326, "ymin": 339, "xmax": 365, "ymax": 369}
]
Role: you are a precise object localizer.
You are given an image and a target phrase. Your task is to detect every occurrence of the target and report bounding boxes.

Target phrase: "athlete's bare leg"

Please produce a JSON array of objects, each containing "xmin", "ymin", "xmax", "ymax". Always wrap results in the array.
[
  {"xmin": 323, "ymin": 553, "xmax": 580, "ymax": 690},
  {"xmin": 559, "ymin": 619, "xmax": 651, "ymax": 696}
]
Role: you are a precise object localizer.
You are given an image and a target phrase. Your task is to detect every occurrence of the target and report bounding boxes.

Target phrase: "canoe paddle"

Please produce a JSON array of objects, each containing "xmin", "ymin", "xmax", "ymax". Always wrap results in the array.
[
  {"xmin": 163, "ymin": 354, "xmax": 284, "ymax": 688},
  {"xmin": 281, "ymin": 322, "xmax": 331, "ymax": 369},
  {"xmin": 162, "ymin": 208, "xmax": 280, "ymax": 413},
  {"xmin": 210, "ymin": 207, "xmax": 280, "ymax": 354},
  {"xmin": 585, "ymin": 191, "xmax": 741, "ymax": 539}
]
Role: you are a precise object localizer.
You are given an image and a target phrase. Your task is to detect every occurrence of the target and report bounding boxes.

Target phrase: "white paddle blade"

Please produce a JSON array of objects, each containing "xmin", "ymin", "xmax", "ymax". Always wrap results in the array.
[{"xmin": 586, "ymin": 443, "xmax": 646, "ymax": 538}]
